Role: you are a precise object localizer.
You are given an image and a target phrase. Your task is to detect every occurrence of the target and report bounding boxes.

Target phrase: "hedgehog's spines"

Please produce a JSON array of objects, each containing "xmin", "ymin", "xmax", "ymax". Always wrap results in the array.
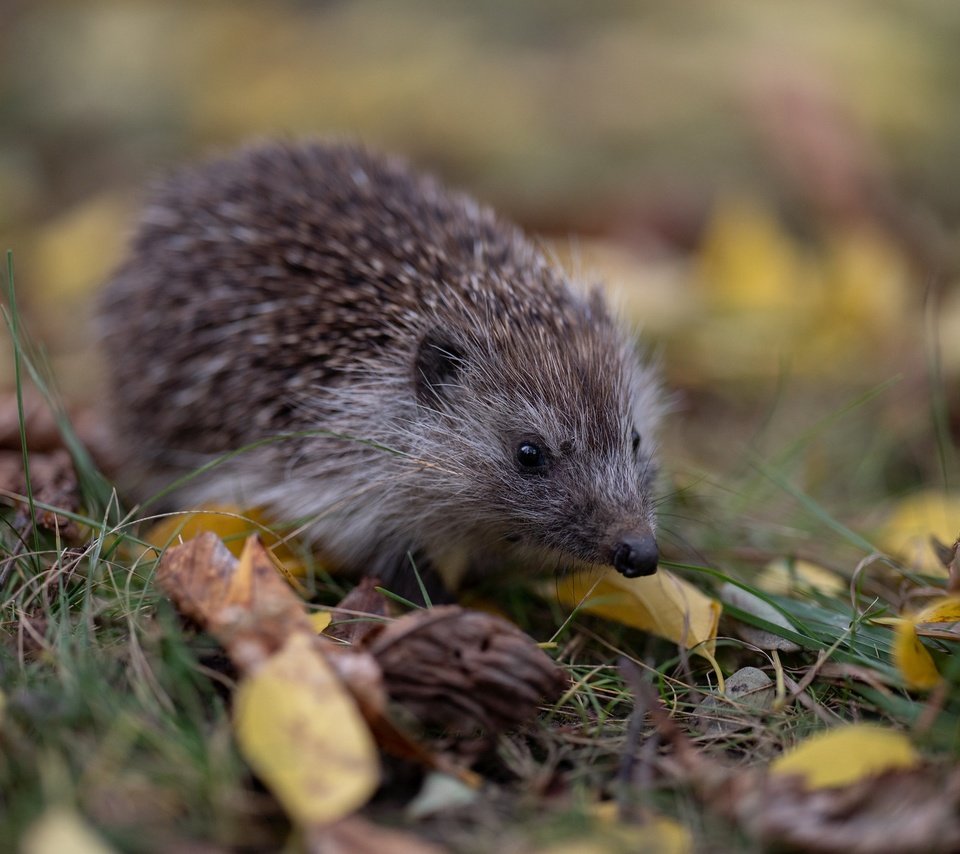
[{"xmin": 99, "ymin": 140, "xmax": 664, "ymax": 583}]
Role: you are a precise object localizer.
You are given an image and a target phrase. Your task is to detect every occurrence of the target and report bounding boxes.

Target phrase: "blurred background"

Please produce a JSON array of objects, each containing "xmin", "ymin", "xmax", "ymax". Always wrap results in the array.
[{"xmin": 1, "ymin": 0, "xmax": 959, "ymax": 562}]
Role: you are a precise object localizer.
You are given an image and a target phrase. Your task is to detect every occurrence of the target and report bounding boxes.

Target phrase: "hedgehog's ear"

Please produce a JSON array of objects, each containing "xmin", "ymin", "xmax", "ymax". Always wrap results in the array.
[{"xmin": 415, "ymin": 328, "xmax": 465, "ymax": 409}]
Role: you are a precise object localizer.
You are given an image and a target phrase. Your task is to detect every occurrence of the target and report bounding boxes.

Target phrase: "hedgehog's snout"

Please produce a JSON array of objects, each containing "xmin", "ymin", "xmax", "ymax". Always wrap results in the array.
[{"xmin": 611, "ymin": 532, "xmax": 659, "ymax": 577}]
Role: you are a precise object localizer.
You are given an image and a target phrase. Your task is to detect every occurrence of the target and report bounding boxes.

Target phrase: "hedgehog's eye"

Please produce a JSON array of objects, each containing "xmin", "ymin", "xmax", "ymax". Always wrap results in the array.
[
  {"xmin": 631, "ymin": 429, "xmax": 641, "ymax": 456},
  {"xmin": 516, "ymin": 441, "xmax": 548, "ymax": 473}
]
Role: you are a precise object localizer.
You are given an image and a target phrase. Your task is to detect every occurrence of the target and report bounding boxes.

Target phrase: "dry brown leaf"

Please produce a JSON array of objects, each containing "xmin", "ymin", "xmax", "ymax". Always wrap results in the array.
[
  {"xmin": 155, "ymin": 535, "xmax": 554, "ymax": 786},
  {"xmin": 146, "ymin": 505, "xmax": 308, "ymax": 577},
  {"xmin": 158, "ymin": 535, "xmax": 383, "ymax": 826},
  {"xmin": 155, "ymin": 532, "xmax": 313, "ymax": 671},
  {"xmin": 737, "ymin": 766, "xmax": 960, "ymax": 853},
  {"xmin": 643, "ymin": 691, "xmax": 960, "ymax": 853},
  {"xmin": 326, "ymin": 576, "xmax": 391, "ymax": 645}
]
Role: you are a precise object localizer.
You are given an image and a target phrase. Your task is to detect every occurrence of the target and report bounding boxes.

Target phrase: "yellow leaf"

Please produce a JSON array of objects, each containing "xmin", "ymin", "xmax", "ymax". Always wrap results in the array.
[
  {"xmin": 914, "ymin": 595, "xmax": 960, "ymax": 624},
  {"xmin": 888, "ymin": 595, "xmax": 960, "ymax": 691},
  {"xmin": 30, "ymin": 193, "xmax": 131, "ymax": 303},
  {"xmin": 818, "ymin": 228, "xmax": 908, "ymax": 339},
  {"xmin": 538, "ymin": 812, "xmax": 692, "ymax": 854},
  {"xmin": 757, "ymin": 558, "xmax": 845, "ymax": 596},
  {"xmin": 770, "ymin": 724, "xmax": 919, "ymax": 789},
  {"xmin": 309, "ymin": 611, "xmax": 333, "ymax": 633},
  {"xmin": 233, "ymin": 633, "xmax": 379, "ymax": 825},
  {"xmin": 553, "ymin": 569, "xmax": 720, "ymax": 657},
  {"xmin": 146, "ymin": 505, "xmax": 306, "ymax": 576},
  {"xmin": 893, "ymin": 618, "xmax": 941, "ymax": 690},
  {"xmin": 697, "ymin": 196, "xmax": 812, "ymax": 313},
  {"xmin": 21, "ymin": 807, "xmax": 116, "ymax": 854},
  {"xmin": 878, "ymin": 491, "xmax": 960, "ymax": 574}
]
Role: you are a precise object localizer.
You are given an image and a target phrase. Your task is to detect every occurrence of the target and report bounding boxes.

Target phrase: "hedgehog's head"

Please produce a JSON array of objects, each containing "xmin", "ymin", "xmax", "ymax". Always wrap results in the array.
[{"xmin": 411, "ymin": 288, "xmax": 664, "ymax": 577}]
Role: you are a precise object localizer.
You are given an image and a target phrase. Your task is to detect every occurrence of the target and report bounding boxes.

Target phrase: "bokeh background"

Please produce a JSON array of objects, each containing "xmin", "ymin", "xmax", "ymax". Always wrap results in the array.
[{"xmin": 2, "ymin": 0, "xmax": 959, "ymax": 562}]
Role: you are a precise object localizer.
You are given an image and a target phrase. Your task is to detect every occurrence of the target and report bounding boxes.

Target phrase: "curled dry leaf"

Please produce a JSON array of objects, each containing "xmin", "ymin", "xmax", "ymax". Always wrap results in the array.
[
  {"xmin": 147, "ymin": 504, "xmax": 308, "ymax": 577},
  {"xmin": 642, "ymin": 692, "xmax": 960, "ymax": 853},
  {"xmin": 156, "ymin": 534, "xmax": 558, "ymax": 795},
  {"xmin": 155, "ymin": 531, "xmax": 314, "ymax": 671},
  {"xmin": 737, "ymin": 765, "xmax": 960, "ymax": 854},
  {"xmin": 159, "ymin": 535, "xmax": 382, "ymax": 826},
  {"xmin": 363, "ymin": 605, "xmax": 568, "ymax": 735},
  {"xmin": 327, "ymin": 576, "xmax": 391, "ymax": 645}
]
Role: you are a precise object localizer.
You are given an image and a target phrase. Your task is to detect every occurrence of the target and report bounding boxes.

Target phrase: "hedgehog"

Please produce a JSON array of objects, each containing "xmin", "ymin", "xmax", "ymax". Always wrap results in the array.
[{"xmin": 98, "ymin": 141, "xmax": 664, "ymax": 590}]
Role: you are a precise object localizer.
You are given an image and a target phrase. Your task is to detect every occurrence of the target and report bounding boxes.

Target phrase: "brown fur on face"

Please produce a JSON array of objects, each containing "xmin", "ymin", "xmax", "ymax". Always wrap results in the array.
[{"xmin": 99, "ymin": 141, "xmax": 664, "ymax": 582}]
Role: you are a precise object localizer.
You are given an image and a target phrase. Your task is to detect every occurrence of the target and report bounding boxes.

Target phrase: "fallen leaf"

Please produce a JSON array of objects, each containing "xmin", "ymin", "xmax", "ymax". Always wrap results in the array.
[
  {"xmin": 890, "ymin": 595, "xmax": 960, "ymax": 690},
  {"xmin": 914, "ymin": 595, "xmax": 960, "ymax": 625},
  {"xmin": 326, "ymin": 576, "xmax": 391, "ymax": 645},
  {"xmin": 155, "ymin": 533, "xmax": 315, "ymax": 669},
  {"xmin": 234, "ymin": 632, "xmax": 380, "ymax": 826},
  {"xmin": 697, "ymin": 196, "xmax": 812, "ymax": 313},
  {"xmin": 309, "ymin": 611, "xmax": 333, "ymax": 633},
  {"xmin": 643, "ymin": 690, "xmax": 960, "ymax": 852},
  {"xmin": 155, "ymin": 535, "xmax": 548, "ymax": 782},
  {"xmin": 553, "ymin": 568, "xmax": 720, "ymax": 657},
  {"xmin": 756, "ymin": 558, "xmax": 845, "ymax": 596},
  {"xmin": 893, "ymin": 619, "xmax": 941, "ymax": 690},
  {"xmin": 769, "ymin": 724, "xmax": 919, "ymax": 789},
  {"xmin": 30, "ymin": 192, "xmax": 131, "ymax": 303},
  {"xmin": 147, "ymin": 505, "xmax": 307, "ymax": 577},
  {"xmin": 21, "ymin": 807, "xmax": 116, "ymax": 854},
  {"xmin": 878, "ymin": 491, "xmax": 960, "ymax": 575},
  {"xmin": 816, "ymin": 227, "xmax": 908, "ymax": 348},
  {"xmin": 534, "ymin": 815, "xmax": 692, "ymax": 854}
]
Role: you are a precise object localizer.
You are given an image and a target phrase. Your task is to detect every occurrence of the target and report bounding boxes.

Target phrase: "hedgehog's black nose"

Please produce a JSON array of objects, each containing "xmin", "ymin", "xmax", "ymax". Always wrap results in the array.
[{"xmin": 612, "ymin": 534, "xmax": 659, "ymax": 578}]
